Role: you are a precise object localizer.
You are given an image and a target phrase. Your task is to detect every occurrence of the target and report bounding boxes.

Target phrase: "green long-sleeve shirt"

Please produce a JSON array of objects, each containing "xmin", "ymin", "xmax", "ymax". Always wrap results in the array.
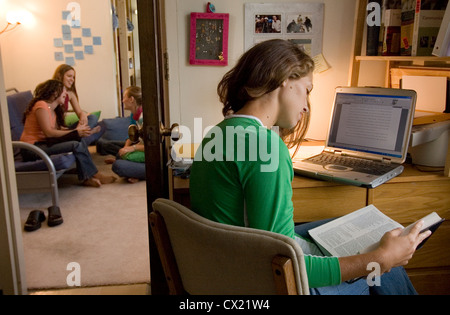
[{"xmin": 190, "ymin": 116, "xmax": 341, "ymax": 288}]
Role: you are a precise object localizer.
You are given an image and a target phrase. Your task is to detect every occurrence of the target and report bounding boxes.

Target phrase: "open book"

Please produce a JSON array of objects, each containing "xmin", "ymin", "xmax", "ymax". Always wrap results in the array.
[{"xmin": 308, "ymin": 205, "xmax": 444, "ymax": 257}]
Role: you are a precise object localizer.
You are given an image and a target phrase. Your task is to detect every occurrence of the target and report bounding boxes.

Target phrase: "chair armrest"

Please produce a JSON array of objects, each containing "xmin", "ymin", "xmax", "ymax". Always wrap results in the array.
[{"xmin": 12, "ymin": 141, "xmax": 57, "ymax": 176}]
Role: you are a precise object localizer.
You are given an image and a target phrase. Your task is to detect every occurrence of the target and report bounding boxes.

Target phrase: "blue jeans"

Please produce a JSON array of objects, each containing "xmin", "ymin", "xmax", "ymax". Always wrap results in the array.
[
  {"xmin": 112, "ymin": 159, "xmax": 146, "ymax": 180},
  {"xmin": 68, "ymin": 114, "xmax": 105, "ymax": 146},
  {"xmin": 23, "ymin": 138, "xmax": 98, "ymax": 181},
  {"xmin": 294, "ymin": 219, "xmax": 418, "ymax": 295}
]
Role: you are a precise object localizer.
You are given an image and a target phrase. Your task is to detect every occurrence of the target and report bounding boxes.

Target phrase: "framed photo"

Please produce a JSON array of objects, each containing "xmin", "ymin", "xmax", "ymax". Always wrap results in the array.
[{"xmin": 190, "ymin": 12, "xmax": 229, "ymax": 66}]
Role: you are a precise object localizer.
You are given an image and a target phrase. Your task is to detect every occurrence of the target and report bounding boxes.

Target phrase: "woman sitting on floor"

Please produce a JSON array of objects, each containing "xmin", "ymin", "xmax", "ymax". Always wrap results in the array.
[{"xmin": 106, "ymin": 86, "xmax": 146, "ymax": 183}]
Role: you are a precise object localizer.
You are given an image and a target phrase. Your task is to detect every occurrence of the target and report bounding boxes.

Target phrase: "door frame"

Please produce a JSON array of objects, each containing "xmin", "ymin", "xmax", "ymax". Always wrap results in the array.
[
  {"xmin": 137, "ymin": 0, "xmax": 171, "ymax": 295},
  {"xmin": 0, "ymin": 45, "xmax": 27, "ymax": 295}
]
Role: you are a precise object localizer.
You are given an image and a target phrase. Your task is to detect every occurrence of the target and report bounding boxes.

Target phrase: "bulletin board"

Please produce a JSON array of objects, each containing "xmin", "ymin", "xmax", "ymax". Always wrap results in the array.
[{"xmin": 189, "ymin": 12, "xmax": 229, "ymax": 66}]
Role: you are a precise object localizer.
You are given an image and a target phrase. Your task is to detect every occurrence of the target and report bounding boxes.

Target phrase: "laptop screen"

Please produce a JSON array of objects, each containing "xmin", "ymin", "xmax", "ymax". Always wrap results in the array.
[{"xmin": 327, "ymin": 92, "xmax": 415, "ymax": 159}]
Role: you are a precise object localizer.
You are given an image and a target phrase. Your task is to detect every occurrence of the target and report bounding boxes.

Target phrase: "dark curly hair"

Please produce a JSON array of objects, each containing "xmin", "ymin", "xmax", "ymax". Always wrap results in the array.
[{"xmin": 23, "ymin": 80, "xmax": 66, "ymax": 128}]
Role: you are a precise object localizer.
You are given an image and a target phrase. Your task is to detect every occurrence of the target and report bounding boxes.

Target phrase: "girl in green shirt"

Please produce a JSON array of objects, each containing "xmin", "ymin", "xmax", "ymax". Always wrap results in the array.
[{"xmin": 190, "ymin": 39, "xmax": 429, "ymax": 294}]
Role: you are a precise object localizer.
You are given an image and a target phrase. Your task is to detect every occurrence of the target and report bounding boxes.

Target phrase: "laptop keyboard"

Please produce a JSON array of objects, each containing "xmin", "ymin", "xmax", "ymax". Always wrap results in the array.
[{"xmin": 306, "ymin": 153, "xmax": 396, "ymax": 175}]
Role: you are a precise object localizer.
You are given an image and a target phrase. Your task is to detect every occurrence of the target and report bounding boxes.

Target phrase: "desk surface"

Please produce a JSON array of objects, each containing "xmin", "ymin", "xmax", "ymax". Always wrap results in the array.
[
  {"xmin": 175, "ymin": 162, "xmax": 449, "ymax": 190},
  {"xmin": 292, "ymin": 163, "xmax": 449, "ymax": 189}
]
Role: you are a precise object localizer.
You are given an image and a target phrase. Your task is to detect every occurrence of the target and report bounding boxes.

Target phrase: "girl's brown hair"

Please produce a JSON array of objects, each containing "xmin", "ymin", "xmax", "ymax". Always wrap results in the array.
[
  {"xmin": 217, "ymin": 39, "xmax": 315, "ymax": 157},
  {"xmin": 23, "ymin": 80, "xmax": 66, "ymax": 128},
  {"xmin": 53, "ymin": 64, "xmax": 78, "ymax": 100}
]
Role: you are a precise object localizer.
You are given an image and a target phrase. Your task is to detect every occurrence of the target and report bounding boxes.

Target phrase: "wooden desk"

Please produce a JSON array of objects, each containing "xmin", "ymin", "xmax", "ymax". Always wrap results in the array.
[{"xmin": 174, "ymin": 164, "xmax": 450, "ymax": 295}]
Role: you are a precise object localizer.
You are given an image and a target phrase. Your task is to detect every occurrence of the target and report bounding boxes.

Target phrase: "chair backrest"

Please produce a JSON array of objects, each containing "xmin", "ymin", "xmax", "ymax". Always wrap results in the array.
[
  {"xmin": 6, "ymin": 91, "xmax": 33, "ymax": 141},
  {"xmin": 150, "ymin": 198, "xmax": 309, "ymax": 295}
]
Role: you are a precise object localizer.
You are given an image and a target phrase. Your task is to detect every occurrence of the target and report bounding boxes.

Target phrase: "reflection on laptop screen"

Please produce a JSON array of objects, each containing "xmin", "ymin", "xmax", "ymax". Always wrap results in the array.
[{"xmin": 327, "ymin": 93, "xmax": 413, "ymax": 159}]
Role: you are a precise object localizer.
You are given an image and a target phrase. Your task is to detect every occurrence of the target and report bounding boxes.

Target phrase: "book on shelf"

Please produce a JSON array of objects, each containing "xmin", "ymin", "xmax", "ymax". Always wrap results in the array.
[
  {"xmin": 432, "ymin": 2, "xmax": 450, "ymax": 56},
  {"xmin": 307, "ymin": 204, "xmax": 444, "ymax": 257},
  {"xmin": 367, "ymin": 0, "xmax": 383, "ymax": 56},
  {"xmin": 379, "ymin": 0, "xmax": 402, "ymax": 56},
  {"xmin": 401, "ymin": 0, "xmax": 449, "ymax": 56}
]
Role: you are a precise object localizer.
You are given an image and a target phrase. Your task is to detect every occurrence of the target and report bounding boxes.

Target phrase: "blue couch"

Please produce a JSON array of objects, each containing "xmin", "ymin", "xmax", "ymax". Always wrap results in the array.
[{"xmin": 7, "ymin": 90, "xmax": 76, "ymax": 210}]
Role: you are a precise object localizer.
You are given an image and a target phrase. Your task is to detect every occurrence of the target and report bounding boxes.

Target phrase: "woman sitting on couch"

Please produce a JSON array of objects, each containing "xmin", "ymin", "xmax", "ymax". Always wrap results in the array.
[{"xmin": 21, "ymin": 79, "xmax": 116, "ymax": 188}]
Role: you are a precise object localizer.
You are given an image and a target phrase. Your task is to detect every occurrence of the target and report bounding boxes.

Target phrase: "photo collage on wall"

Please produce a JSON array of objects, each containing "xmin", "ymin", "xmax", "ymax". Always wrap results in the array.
[
  {"xmin": 53, "ymin": 6, "xmax": 103, "ymax": 66},
  {"xmin": 244, "ymin": 3, "xmax": 324, "ymax": 58}
]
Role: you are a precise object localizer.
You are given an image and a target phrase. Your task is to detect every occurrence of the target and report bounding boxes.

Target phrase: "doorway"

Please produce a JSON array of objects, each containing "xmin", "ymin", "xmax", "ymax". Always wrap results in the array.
[
  {"xmin": 112, "ymin": 0, "xmax": 141, "ymax": 117},
  {"xmin": 137, "ymin": 0, "xmax": 172, "ymax": 295}
]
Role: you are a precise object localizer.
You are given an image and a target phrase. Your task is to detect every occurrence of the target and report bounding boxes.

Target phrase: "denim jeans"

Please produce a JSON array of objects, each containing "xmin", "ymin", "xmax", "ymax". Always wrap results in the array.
[
  {"xmin": 22, "ymin": 138, "xmax": 98, "ymax": 181},
  {"xmin": 68, "ymin": 114, "xmax": 104, "ymax": 146},
  {"xmin": 294, "ymin": 219, "xmax": 418, "ymax": 295},
  {"xmin": 112, "ymin": 159, "xmax": 146, "ymax": 180}
]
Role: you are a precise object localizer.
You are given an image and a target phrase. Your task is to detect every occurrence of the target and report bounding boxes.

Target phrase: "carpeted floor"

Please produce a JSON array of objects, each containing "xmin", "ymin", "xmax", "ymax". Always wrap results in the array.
[{"xmin": 18, "ymin": 149, "xmax": 150, "ymax": 290}]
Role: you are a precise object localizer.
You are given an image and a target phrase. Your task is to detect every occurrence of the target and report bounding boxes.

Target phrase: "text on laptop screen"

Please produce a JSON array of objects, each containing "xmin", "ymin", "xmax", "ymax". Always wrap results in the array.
[{"xmin": 327, "ymin": 93, "xmax": 413, "ymax": 159}]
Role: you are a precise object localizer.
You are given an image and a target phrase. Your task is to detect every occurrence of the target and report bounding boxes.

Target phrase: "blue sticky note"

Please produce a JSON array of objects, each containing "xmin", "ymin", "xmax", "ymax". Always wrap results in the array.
[
  {"xmin": 84, "ymin": 45, "xmax": 94, "ymax": 54},
  {"xmin": 62, "ymin": 11, "xmax": 71, "ymax": 20},
  {"xmin": 62, "ymin": 25, "xmax": 71, "ymax": 34},
  {"xmin": 73, "ymin": 38, "xmax": 82, "ymax": 47},
  {"xmin": 64, "ymin": 44, "xmax": 74, "ymax": 54},
  {"xmin": 63, "ymin": 32, "xmax": 72, "ymax": 41},
  {"xmin": 65, "ymin": 57, "xmax": 75, "ymax": 66},
  {"xmin": 75, "ymin": 51, "xmax": 84, "ymax": 60},
  {"xmin": 54, "ymin": 38, "xmax": 63, "ymax": 47},
  {"xmin": 93, "ymin": 36, "xmax": 102, "ymax": 46},
  {"xmin": 82, "ymin": 28, "xmax": 91, "ymax": 37},
  {"xmin": 71, "ymin": 20, "xmax": 81, "ymax": 28},
  {"xmin": 55, "ymin": 52, "xmax": 64, "ymax": 61}
]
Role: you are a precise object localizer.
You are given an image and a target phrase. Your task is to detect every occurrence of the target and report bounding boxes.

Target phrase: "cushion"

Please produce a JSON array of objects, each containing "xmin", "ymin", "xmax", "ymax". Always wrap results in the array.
[
  {"xmin": 100, "ymin": 117, "xmax": 130, "ymax": 141},
  {"xmin": 15, "ymin": 153, "xmax": 76, "ymax": 172},
  {"xmin": 7, "ymin": 91, "xmax": 33, "ymax": 141},
  {"xmin": 64, "ymin": 110, "xmax": 102, "ymax": 127},
  {"xmin": 123, "ymin": 151, "xmax": 145, "ymax": 163}
]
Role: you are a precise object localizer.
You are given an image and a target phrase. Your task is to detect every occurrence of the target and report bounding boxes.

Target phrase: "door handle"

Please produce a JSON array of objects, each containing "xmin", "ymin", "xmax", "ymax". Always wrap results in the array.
[{"xmin": 159, "ymin": 122, "xmax": 180, "ymax": 142}]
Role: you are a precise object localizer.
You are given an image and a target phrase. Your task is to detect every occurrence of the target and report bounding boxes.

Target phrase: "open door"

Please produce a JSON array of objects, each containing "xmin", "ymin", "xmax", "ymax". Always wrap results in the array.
[{"xmin": 137, "ymin": 0, "xmax": 172, "ymax": 295}]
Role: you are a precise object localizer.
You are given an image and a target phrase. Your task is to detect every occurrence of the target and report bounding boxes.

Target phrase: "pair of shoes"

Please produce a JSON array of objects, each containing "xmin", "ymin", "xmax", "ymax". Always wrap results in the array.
[
  {"xmin": 24, "ymin": 210, "xmax": 46, "ymax": 232},
  {"xmin": 47, "ymin": 206, "xmax": 64, "ymax": 227}
]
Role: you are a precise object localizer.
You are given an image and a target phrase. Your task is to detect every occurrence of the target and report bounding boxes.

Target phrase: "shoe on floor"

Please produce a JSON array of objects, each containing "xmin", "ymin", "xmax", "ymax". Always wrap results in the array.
[
  {"xmin": 24, "ymin": 210, "xmax": 46, "ymax": 232},
  {"xmin": 47, "ymin": 206, "xmax": 64, "ymax": 227}
]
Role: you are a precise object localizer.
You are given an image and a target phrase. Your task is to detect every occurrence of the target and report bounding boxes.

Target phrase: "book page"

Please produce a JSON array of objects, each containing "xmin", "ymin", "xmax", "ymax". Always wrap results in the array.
[{"xmin": 308, "ymin": 205, "xmax": 403, "ymax": 257}]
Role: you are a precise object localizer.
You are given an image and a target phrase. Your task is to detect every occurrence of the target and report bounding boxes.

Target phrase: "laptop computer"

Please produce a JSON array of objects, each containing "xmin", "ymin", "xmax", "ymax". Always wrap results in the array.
[{"xmin": 293, "ymin": 87, "xmax": 417, "ymax": 188}]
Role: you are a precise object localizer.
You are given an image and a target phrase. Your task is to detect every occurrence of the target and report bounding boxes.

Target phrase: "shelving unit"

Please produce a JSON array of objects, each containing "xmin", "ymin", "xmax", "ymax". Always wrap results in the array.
[
  {"xmin": 347, "ymin": 0, "xmax": 450, "ymax": 295},
  {"xmin": 348, "ymin": 0, "xmax": 450, "ymax": 88}
]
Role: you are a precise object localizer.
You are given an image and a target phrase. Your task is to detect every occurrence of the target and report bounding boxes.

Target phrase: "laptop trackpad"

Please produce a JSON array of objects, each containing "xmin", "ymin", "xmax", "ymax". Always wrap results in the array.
[{"xmin": 324, "ymin": 164, "xmax": 352, "ymax": 172}]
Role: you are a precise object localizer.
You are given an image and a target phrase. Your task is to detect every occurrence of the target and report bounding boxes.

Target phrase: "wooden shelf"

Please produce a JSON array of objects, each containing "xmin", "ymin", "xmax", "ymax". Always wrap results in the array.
[{"xmin": 355, "ymin": 56, "xmax": 450, "ymax": 62}]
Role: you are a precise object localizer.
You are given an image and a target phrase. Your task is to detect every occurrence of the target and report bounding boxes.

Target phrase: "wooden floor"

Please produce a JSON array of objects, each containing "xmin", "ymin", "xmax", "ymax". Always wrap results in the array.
[{"xmin": 29, "ymin": 283, "xmax": 150, "ymax": 295}]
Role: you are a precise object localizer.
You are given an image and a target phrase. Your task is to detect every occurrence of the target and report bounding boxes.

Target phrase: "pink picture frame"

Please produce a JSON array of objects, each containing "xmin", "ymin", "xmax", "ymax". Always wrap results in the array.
[{"xmin": 190, "ymin": 12, "xmax": 229, "ymax": 66}]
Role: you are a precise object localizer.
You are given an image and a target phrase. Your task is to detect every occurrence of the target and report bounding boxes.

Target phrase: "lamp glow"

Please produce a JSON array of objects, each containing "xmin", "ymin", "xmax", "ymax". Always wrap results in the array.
[{"xmin": 1, "ymin": 10, "xmax": 30, "ymax": 35}]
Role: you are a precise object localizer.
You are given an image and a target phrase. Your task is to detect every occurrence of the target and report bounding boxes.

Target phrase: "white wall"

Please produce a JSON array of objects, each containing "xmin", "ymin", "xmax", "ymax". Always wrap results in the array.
[
  {"xmin": 165, "ymin": 0, "xmax": 358, "ymax": 141},
  {"xmin": 0, "ymin": 0, "xmax": 119, "ymax": 119}
]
